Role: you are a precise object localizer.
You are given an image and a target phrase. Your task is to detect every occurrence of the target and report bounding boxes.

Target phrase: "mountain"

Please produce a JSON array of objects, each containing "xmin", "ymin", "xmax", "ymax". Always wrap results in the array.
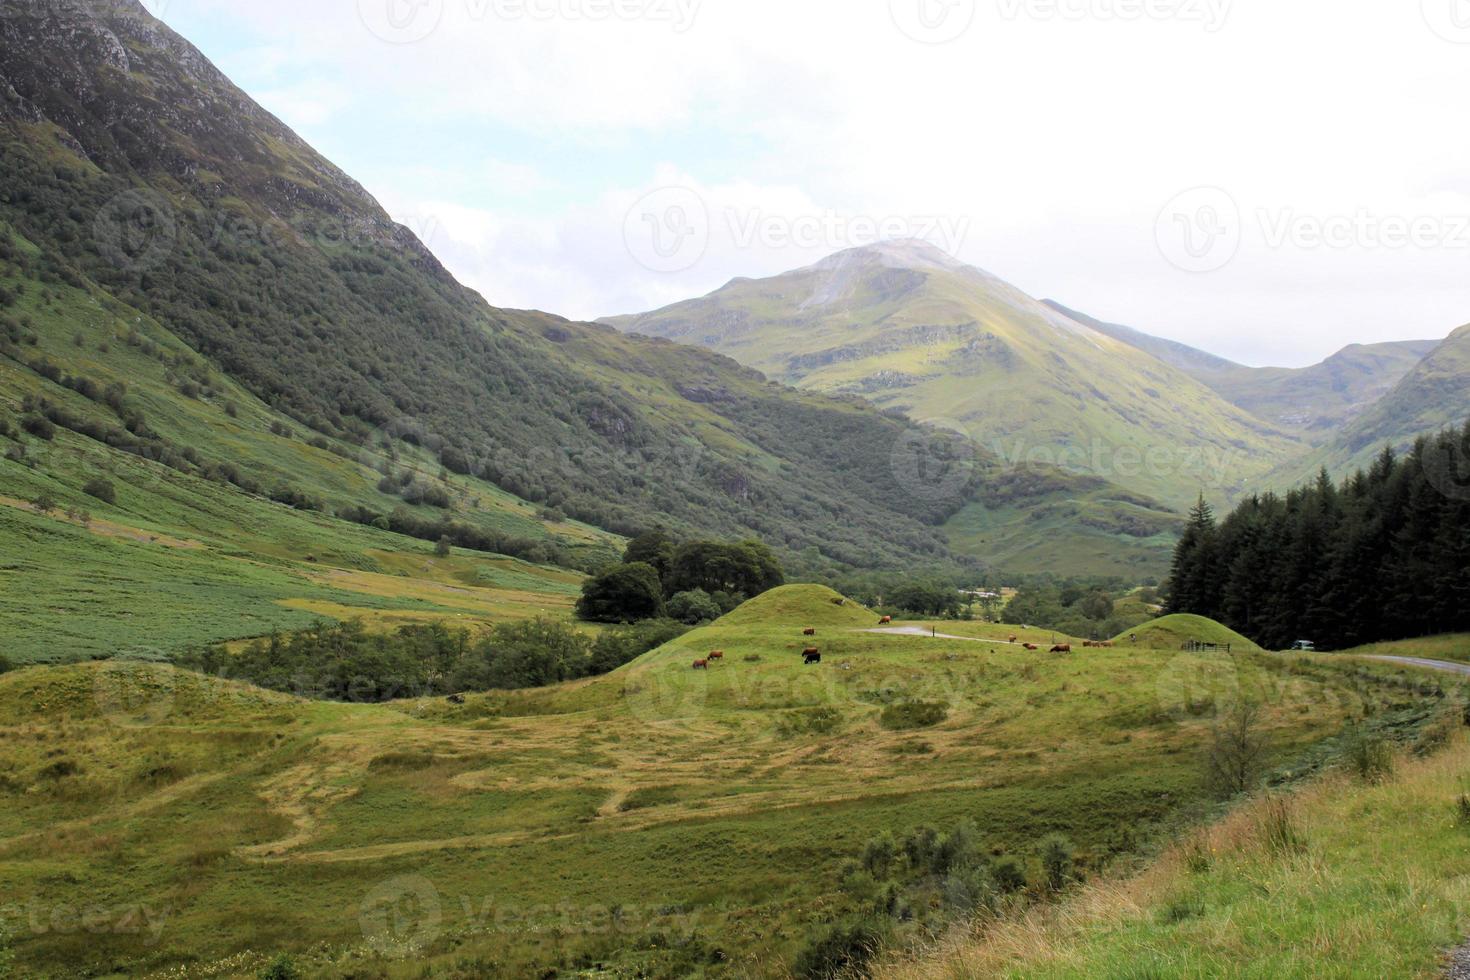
[
  {"xmin": 1044, "ymin": 301, "xmax": 1441, "ymax": 438},
  {"xmin": 606, "ymin": 240, "xmax": 1297, "ymax": 510},
  {"xmin": 0, "ymin": 0, "xmax": 1001, "ymax": 579}
]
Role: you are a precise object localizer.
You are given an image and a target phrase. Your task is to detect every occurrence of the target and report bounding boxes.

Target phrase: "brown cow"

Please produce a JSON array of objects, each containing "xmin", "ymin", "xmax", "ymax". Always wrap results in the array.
[
  {"xmin": 803, "ymin": 628, "xmax": 817, "ymax": 636},
  {"xmin": 707, "ymin": 651, "xmax": 725, "ymax": 661},
  {"xmin": 1083, "ymin": 640, "xmax": 1096, "ymax": 648},
  {"xmin": 1050, "ymin": 644, "xmax": 1072, "ymax": 654},
  {"xmin": 1008, "ymin": 635, "xmax": 1019, "ymax": 644},
  {"xmin": 1023, "ymin": 643, "xmax": 1039, "ymax": 651},
  {"xmin": 879, "ymin": 616, "xmax": 893, "ymax": 625},
  {"xmin": 802, "ymin": 647, "xmax": 820, "ymax": 658},
  {"xmin": 692, "ymin": 659, "xmax": 709, "ymax": 670}
]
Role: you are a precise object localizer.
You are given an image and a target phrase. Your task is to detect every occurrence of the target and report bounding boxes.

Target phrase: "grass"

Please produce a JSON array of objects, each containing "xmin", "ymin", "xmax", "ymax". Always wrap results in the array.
[
  {"xmin": 1117, "ymin": 614, "xmax": 1262, "ymax": 651},
  {"xmin": 0, "ymin": 585, "xmax": 1444, "ymax": 977},
  {"xmin": 879, "ymin": 722, "xmax": 1470, "ymax": 980}
]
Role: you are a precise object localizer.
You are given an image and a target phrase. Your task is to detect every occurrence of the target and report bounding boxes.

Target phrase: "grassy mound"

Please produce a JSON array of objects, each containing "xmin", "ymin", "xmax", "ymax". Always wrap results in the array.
[
  {"xmin": 1117, "ymin": 614, "xmax": 1260, "ymax": 651},
  {"xmin": 714, "ymin": 584, "xmax": 877, "ymax": 629}
]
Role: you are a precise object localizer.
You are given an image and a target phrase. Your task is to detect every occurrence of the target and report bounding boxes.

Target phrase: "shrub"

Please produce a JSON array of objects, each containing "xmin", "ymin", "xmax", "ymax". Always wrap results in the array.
[
  {"xmin": 1454, "ymin": 791, "xmax": 1470, "ymax": 828},
  {"xmin": 257, "ymin": 954, "xmax": 302, "ymax": 980},
  {"xmin": 435, "ymin": 535, "xmax": 452, "ymax": 558},
  {"xmin": 0, "ymin": 654, "xmax": 14, "ymax": 675},
  {"xmin": 31, "ymin": 492, "xmax": 57, "ymax": 514},
  {"xmin": 992, "ymin": 856, "xmax": 1027, "ymax": 894},
  {"xmin": 576, "ymin": 562, "xmax": 664, "ymax": 624},
  {"xmin": 21, "ymin": 414, "xmax": 55, "ymax": 440},
  {"xmin": 793, "ymin": 919, "xmax": 887, "ymax": 979},
  {"xmin": 666, "ymin": 588, "xmax": 722, "ymax": 625},
  {"xmin": 1347, "ymin": 730, "xmax": 1394, "ymax": 784},
  {"xmin": 82, "ymin": 476, "xmax": 116, "ymax": 504},
  {"xmin": 1040, "ymin": 833, "xmax": 1075, "ymax": 892},
  {"xmin": 1204, "ymin": 700, "xmax": 1266, "ymax": 798}
]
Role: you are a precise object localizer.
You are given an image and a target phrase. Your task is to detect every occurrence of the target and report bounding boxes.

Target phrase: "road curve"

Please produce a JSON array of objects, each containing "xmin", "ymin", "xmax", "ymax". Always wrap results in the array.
[{"xmin": 1359, "ymin": 655, "xmax": 1470, "ymax": 677}]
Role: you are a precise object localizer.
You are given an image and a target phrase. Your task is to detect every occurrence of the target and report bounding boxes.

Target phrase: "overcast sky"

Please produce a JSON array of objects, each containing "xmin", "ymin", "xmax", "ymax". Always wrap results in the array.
[{"xmin": 153, "ymin": 0, "xmax": 1470, "ymax": 367}]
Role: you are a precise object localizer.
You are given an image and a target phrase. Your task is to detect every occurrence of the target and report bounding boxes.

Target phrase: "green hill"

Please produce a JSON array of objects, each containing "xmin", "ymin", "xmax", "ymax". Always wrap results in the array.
[
  {"xmin": 0, "ymin": 583, "xmax": 1410, "ymax": 976},
  {"xmin": 1117, "ymin": 614, "xmax": 1262, "ymax": 651},
  {"xmin": 1045, "ymin": 301, "xmax": 1439, "ymax": 439},
  {"xmin": 0, "ymin": 0, "xmax": 1053, "ymax": 602},
  {"xmin": 606, "ymin": 240, "xmax": 1297, "ymax": 510}
]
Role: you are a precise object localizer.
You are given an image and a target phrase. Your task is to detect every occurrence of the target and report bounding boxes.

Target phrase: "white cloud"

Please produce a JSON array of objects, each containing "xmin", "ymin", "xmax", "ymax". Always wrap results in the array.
[{"xmin": 163, "ymin": 0, "xmax": 1470, "ymax": 364}]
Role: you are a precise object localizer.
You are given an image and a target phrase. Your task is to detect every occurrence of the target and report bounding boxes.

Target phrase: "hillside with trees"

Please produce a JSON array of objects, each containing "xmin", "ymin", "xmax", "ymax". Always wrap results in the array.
[{"xmin": 1167, "ymin": 423, "xmax": 1470, "ymax": 650}]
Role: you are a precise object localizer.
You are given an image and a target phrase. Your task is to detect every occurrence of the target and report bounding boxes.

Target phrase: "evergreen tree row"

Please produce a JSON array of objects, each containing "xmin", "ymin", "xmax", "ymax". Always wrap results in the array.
[{"xmin": 1168, "ymin": 423, "xmax": 1470, "ymax": 650}]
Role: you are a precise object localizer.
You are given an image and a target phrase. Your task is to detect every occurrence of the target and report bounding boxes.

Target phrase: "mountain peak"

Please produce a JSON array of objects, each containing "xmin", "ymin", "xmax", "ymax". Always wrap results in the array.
[{"xmin": 809, "ymin": 238, "xmax": 966, "ymax": 274}]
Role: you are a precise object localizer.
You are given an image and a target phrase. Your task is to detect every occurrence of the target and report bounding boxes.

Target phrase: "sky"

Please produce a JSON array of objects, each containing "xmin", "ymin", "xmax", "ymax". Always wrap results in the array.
[{"xmin": 149, "ymin": 0, "xmax": 1470, "ymax": 367}]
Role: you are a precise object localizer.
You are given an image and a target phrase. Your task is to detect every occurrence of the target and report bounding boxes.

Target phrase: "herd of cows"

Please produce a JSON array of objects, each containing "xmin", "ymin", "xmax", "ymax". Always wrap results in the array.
[{"xmin": 688, "ymin": 617, "xmax": 1108, "ymax": 671}]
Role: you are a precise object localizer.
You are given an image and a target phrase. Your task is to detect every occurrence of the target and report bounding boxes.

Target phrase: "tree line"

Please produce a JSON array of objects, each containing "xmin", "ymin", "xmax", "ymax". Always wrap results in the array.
[
  {"xmin": 577, "ymin": 529, "xmax": 786, "ymax": 624},
  {"xmin": 1168, "ymin": 425, "xmax": 1470, "ymax": 650}
]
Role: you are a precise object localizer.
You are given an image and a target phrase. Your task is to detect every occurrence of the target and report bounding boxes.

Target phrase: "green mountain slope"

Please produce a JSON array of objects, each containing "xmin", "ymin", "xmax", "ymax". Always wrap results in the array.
[
  {"xmin": 1044, "ymin": 301, "xmax": 1441, "ymax": 438},
  {"xmin": 606, "ymin": 240, "xmax": 1297, "ymax": 509},
  {"xmin": 1269, "ymin": 323, "xmax": 1470, "ymax": 486},
  {"xmin": 0, "ymin": 0, "xmax": 1030, "ymax": 580}
]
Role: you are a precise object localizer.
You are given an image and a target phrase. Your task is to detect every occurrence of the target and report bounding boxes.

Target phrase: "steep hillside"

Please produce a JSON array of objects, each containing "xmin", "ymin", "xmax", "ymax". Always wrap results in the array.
[
  {"xmin": 0, "ymin": 586, "xmax": 1420, "ymax": 977},
  {"xmin": 0, "ymin": 0, "xmax": 1028, "ymax": 580},
  {"xmin": 607, "ymin": 241, "xmax": 1296, "ymax": 509},
  {"xmin": 1045, "ymin": 301, "xmax": 1440, "ymax": 437},
  {"xmin": 1270, "ymin": 324, "xmax": 1470, "ymax": 486}
]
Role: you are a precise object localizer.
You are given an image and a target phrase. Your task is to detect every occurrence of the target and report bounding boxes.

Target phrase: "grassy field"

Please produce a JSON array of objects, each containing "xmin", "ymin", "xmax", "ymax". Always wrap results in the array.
[
  {"xmin": 0, "ymin": 586, "xmax": 1445, "ymax": 977},
  {"xmin": 881, "ymin": 694, "xmax": 1470, "ymax": 979}
]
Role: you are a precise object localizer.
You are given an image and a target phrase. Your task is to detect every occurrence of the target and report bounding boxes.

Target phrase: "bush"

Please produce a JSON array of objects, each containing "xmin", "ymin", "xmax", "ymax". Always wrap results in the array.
[
  {"xmin": 1040, "ymin": 833, "xmax": 1075, "ymax": 892},
  {"xmin": 576, "ymin": 562, "xmax": 665, "ymax": 624},
  {"xmin": 1204, "ymin": 700, "xmax": 1266, "ymax": 798},
  {"xmin": 0, "ymin": 654, "xmax": 14, "ymax": 675},
  {"xmin": 82, "ymin": 476, "xmax": 116, "ymax": 504},
  {"xmin": 992, "ymin": 856, "xmax": 1027, "ymax": 894},
  {"xmin": 666, "ymin": 588, "xmax": 722, "ymax": 625},
  {"xmin": 257, "ymin": 954, "xmax": 302, "ymax": 980},
  {"xmin": 31, "ymin": 492, "xmax": 57, "ymax": 514},
  {"xmin": 435, "ymin": 535, "xmax": 452, "ymax": 558},
  {"xmin": 21, "ymin": 414, "xmax": 55, "ymax": 440},
  {"xmin": 793, "ymin": 919, "xmax": 888, "ymax": 979},
  {"xmin": 1347, "ymin": 730, "xmax": 1394, "ymax": 783}
]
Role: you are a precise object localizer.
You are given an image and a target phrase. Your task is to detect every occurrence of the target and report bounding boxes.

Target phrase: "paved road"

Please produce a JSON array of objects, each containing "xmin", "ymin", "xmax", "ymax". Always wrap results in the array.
[{"xmin": 1359, "ymin": 655, "xmax": 1470, "ymax": 677}]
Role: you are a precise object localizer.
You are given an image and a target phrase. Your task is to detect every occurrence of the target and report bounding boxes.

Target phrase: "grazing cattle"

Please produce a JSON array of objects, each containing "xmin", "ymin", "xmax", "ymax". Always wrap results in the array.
[
  {"xmin": 707, "ymin": 651, "xmax": 725, "ymax": 661},
  {"xmin": 879, "ymin": 616, "xmax": 893, "ymax": 625},
  {"xmin": 804, "ymin": 651, "xmax": 822, "ymax": 665},
  {"xmin": 1023, "ymin": 643, "xmax": 1039, "ymax": 651},
  {"xmin": 1083, "ymin": 640, "xmax": 1096, "ymax": 648},
  {"xmin": 1050, "ymin": 644, "xmax": 1072, "ymax": 654},
  {"xmin": 832, "ymin": 598, "xmax": 846, "ymax": 606},
  {"xmin": 802, "ymin": 647, "xmax": 821, "ymax": 658},
  {"xmin": 447, "ymin": 693, "xmax": 466, "ymax": 705},
  {"xmin": 1008, "ymin": 635, "xmax": 1019, "ymax": 644},
  {"xmin": 692, "ymin": 659, "xmax": 709, "ymax": 670},
  {"xmin": 803, "ymin": 628, "xmax": 817, "ymax": 637}
]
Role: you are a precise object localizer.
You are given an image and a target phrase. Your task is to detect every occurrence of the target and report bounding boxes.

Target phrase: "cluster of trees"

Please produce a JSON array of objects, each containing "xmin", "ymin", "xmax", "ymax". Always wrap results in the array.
[
  {"xmin": 577, "ymin": 530, "xmax": 785, "ymax": 624},
  {"xmin": 1168, "ymin": 428, "xmax": 1470, "ymax": 650},
  {"xmin": 797, "ymin": 822, "xmax": 1075, "ymax": 978},
  {"xmin": 180, "ymin": 618, "xmax": 689, "ymax": 702},
  {"xmin": 1002, "ymin": 581, "xmax": 1153, "ymax": 639}
]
